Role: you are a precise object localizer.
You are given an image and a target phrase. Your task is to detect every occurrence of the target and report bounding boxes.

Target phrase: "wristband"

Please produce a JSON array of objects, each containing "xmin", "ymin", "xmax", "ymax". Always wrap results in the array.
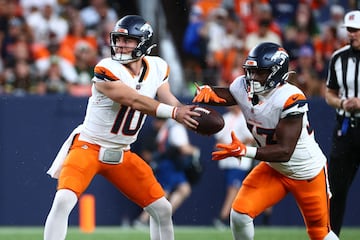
[
  {"xmin": 340, "ymin": 99, "xmax": 345, "ymax": 109},
  {"xmin": 156, "ymin": 103, "xmax": 177, "ymax": 119},
  {"xmin": 245, "ymin": 146, "xmax": 257, "ymax": 158}
]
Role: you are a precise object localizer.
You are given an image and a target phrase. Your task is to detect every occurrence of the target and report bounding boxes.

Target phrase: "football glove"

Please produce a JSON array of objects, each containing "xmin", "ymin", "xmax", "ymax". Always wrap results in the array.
[
  {"xmin": 192, "ymin": 83, "xmax": 226, "ymax": 103},
  {"xmin": 212, "ymin": 131, "xmax": 247, "ymax": 161}
]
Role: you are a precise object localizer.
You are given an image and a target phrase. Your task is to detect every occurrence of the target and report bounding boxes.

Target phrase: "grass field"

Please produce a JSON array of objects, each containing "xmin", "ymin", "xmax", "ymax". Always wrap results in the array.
[{"xmin": 0, "ymin": 226, "xmax": 359, "ymax": 240}]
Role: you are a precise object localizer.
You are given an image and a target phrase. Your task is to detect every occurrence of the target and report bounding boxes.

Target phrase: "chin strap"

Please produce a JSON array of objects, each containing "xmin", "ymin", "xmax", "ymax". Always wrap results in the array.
[
  {"xmin": 282, "ymin": 70, "xmax": 296, "ymax": 82},
  {"xmin": 146, "ymin": 44, "xmax": 157, "ymax": 54},
  {"xmin": 251, "ymin": 94, "xmax": 259, "ymax": 105}
]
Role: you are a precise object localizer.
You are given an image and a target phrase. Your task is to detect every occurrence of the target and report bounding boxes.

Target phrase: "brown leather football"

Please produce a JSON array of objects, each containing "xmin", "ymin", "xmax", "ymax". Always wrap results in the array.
[{"xmin": 192, "ymin": 106, "xmax": 224, "ymax": 135}]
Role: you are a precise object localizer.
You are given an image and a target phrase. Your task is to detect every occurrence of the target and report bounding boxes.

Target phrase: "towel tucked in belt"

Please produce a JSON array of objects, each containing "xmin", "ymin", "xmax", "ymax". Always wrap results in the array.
[{"xmin": 47, "ymin": 124, "xmax": 83, "ymax": 179}]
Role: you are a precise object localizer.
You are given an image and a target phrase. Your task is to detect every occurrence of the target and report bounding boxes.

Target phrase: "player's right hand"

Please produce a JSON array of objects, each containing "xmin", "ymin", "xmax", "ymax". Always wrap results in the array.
[
  {"xmin": 174, "ymin": 105, "xmax": 199, "ymax": 130},
  {"xmin": 192, "ymin": 83, "xmax": 226, "ymax": 103},
  {"xmin": 212, "ymin": 131, "xmax": 246, "ymax": 161}
]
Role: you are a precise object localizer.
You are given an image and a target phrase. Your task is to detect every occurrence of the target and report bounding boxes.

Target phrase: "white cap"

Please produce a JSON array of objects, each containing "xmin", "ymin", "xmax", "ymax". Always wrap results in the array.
[
  {"xmin": 343, "ymin": 10, "xmax": 360, "ymax": 29},
  {"xmin": 330, "ymin": 5, "xmax": 344, "ymax": 16}
]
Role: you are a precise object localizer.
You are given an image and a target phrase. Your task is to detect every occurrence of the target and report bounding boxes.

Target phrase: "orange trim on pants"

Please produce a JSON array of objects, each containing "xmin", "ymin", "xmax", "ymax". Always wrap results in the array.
[
  {"xmin": 58, "ymin": 135, "xmax": 165, "ymax": 208},
  {"xmin": 232, "ymin": 162, "xmax": 331, "ymax": 240}
]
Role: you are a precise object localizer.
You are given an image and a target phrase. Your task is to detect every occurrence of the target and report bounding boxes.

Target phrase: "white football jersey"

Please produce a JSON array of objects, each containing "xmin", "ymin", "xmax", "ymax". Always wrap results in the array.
[
  {"xmin": 229, "ymin": 76, "xmax": 327, "ymax": 180},
  {"xmin": 79, "ymin": 56, "xmax": 170, "ymax": 149}
]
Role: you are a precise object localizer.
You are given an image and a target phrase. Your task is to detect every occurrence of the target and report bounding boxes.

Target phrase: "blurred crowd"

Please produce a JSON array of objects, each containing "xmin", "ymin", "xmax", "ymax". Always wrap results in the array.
[
  {"xmin": 0, "ymin": 0, "xmax": 357, "ymax": 98},
  {"xmin": 0, "ymin": 0, "xmax": 121, "ymax": 96},
  {"xmin": 182, "ymin": 0, "xmax": 354, "ymax": 98}
]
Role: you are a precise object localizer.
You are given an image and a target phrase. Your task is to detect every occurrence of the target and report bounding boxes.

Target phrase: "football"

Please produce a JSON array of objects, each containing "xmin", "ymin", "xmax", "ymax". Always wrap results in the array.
[{"xmin": 192, "ymin": 106, "xmax": 224, "ymax": 135}]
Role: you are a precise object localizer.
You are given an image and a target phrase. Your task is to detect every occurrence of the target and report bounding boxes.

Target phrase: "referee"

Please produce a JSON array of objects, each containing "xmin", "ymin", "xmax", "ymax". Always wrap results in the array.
[{"xmin": 325, "ymin": 10, "xmax": 360, "ymax": 237}]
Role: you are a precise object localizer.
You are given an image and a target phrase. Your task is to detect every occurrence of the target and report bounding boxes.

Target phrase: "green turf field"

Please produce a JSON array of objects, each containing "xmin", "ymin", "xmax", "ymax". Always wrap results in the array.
[{"xmin": 0, "ymin": 226, "xmax": 359, "ymax": 240}]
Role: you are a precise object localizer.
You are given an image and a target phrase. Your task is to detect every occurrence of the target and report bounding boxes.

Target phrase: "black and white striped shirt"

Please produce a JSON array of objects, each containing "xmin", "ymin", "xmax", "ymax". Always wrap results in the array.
[{"xmin": 327, "ymin": 45, "xmax": 360, "ymax": 117}]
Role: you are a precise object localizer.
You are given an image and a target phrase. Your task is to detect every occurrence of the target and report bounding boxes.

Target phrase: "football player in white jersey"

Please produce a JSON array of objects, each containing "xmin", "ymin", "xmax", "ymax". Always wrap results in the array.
[
  {"xmin": 193, "ymin": 42, "xmax": 338, "ymax": 240},
  {"xmin": 44, "ymin": 15, "xmax": 199, "ymax": 240}
]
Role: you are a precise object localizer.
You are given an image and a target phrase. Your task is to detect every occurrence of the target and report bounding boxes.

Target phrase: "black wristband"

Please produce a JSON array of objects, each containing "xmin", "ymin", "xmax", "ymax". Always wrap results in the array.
[{"xmin": 340, "ymin": 99, "xmax": 345, "ymax": 109}]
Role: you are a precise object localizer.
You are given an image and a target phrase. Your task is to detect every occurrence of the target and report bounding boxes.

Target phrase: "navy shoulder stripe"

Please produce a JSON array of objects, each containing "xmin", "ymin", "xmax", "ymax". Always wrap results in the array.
[{"xmin": 94, "ymin": 72, "xmax": 117, "ymax": 81}]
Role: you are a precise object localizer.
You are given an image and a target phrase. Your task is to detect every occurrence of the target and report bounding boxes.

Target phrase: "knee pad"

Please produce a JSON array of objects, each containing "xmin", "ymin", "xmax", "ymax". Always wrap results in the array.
[
  {"xmin": 230, "ymin": 209, "xmax": 253, "ymax": 227},
  {"xmin": 52, "ymin": 189, "xmax": 78, "ymax": 213},
  {"xmin": 144, "ymin": 197, "xmax": 172, "ymax": 222}
]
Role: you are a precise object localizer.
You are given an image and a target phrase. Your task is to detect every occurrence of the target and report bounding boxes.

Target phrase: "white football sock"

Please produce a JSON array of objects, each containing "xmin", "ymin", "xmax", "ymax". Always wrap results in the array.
[
  {"xmin": 44, "ymin": 189, "xmax": 78, "ymax": 240},
  {"xmin": 144, "ymin": 197, "xmax": 174, "ymax": 240},
  {"xmin": 324, "ymin": 230, "xmax": 339, "ymax": 240},
  {"xmin": 230, "ymin": 209, "xmax": 254, "ymax": 240}
]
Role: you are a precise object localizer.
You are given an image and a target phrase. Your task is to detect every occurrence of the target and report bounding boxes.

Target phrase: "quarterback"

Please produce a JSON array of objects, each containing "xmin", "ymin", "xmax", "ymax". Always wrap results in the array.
[
  {"xmin": 44, "ymin": 15, "xmax": 198, "ymax": 240},
  {"xmin": 193, "ymin": 42, "xmax": 338, "ymax": 240}
]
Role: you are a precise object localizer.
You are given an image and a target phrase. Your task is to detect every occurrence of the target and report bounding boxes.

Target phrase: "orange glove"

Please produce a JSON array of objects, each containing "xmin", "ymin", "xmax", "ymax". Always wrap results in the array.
[
  {"xmin": 192, "ymin": 83, "xmax": 226, "ymax": 103},
  {"xmin": 212, "ymin": 131, "xmax": 247, "ymax": 161}
]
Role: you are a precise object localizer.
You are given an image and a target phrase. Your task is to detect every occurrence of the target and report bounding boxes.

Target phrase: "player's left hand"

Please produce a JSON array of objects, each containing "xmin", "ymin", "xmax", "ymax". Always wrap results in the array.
[
  {"xmin": 192, "ymin": 82, "xmax": 226, "ymax": 103},
  {"xmin": 212, "ymin": 131, "xmax": 246, "ymax": 161}
]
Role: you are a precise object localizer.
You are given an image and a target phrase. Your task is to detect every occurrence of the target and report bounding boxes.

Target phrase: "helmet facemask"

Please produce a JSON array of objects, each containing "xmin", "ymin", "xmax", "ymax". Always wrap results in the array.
[
  {"xmin": 243, "ymin": 43, "xmax": 291, "ymax": 103},
  {"xmin": 245, "ymin": 68, "xmax": 272, "ymax": 97},
  {"xmin": 110, "ymin": 33, "xmax": 151, "ymax": 64},
  {"xmin": 110, "ymin": 15, "xmax": 156, "ymax": 64}
]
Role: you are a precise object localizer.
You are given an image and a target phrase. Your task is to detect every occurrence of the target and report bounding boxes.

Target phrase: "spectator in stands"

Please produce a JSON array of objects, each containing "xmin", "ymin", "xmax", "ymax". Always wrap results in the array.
[
  {"xmin": 33, "ymin": 34, "xmax": 78, "ymax": 88},
  {"xmin": 1, "ymin": 17, "xmax": 41, "ymax": 95},
  {"xmin": 269, "ymin": 1, "xmax": 298, "ymax": 29},
  {"xmin": 79, "ymin": 0, "xmax": 118, "ymax": 35},
  {"xmin": 68, "ymin": 41, "xmax": 97, "ymax": 97},
  {"xmin": 283, "ymin": 25, "xmax": 314, "ymax": 70},
  {"xmin": 245, "ymin": 3, "xmax": 282, "ymax": 39},
  {"xmin": 203, "ymin": 8, "xmax": 241, "ymax": 86},
  {"xmin": 205, "ymin": 8, "xmax": 246, "ymax": 86},
  {"xmin": 97, "ymin": 19, "xmax": 115, "ymax": 58},
  {"xmin": 58, "ymin": 15, "xmax": 98, "ymax": 65},
  {"xmin": 285, "ymin": 2, "xmax": 320, "ymax": 39},
  {"xmin": 288, "ymin": 45, "xmax": 324, "ymax": 97},
  {"xmin": 322, "ymin": 4, "xmax": 347, "ymax": 45},
  {"xmin": 313, "ymin": 24, "xmax": 346, "ymax": 82},
  {"xmin": 80, "ymin": 0, "xmax": 117, "ymax": 63},
  {"xmin": 4, "ymin": 58, "xmax": 39, "ymax": 95},
  {"xmin": 25, "ymin": 0, "xmax": 68, "ymax": 47},
  {"xmin": 1, "ymin": 17, "xmax": 33, "ymax": 69},
  {"xmin": 182, "ymin": 5, "xmax": 208, "ymax": 85},
  {"xmin": 20, "ymin": 0, "xmax": 41, "ymax": 17},
  {"xmin": 39, "ymin": 56, "xmax": 68, "ymax": 95},
  {"xmin": 244, "ymin": 3, "xmax": 282, "ymax": 52},
  {"xmin": 193, "ymin": 0, "xmax": 222, "ymax": 18}
]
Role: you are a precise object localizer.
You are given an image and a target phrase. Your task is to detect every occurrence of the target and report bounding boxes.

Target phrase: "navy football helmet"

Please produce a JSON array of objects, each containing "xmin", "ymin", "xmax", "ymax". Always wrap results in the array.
[
  {"xmin": 110, "ymin": 15, "xmax": 156, "ymax": 63},
  {"xmin": 243, "ymin": 42, "xmax": 290, "ymax": 96}
]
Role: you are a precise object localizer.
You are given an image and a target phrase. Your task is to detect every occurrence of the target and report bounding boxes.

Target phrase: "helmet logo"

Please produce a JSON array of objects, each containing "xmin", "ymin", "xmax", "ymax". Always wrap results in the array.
[
  {"xmin": 271, "ymin": 48, "xmax": 288, "ymax": 66},
  {"xmin": 117, "ymin": 28, "xmax": 128, "ymax": 34},
  {"xmin": 140, "ymin": 23, "xmax": 153, "ymax": 38},
  {"xmin": 244, "ymin": 60, "xmax": 257, "ymax": 67}
]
